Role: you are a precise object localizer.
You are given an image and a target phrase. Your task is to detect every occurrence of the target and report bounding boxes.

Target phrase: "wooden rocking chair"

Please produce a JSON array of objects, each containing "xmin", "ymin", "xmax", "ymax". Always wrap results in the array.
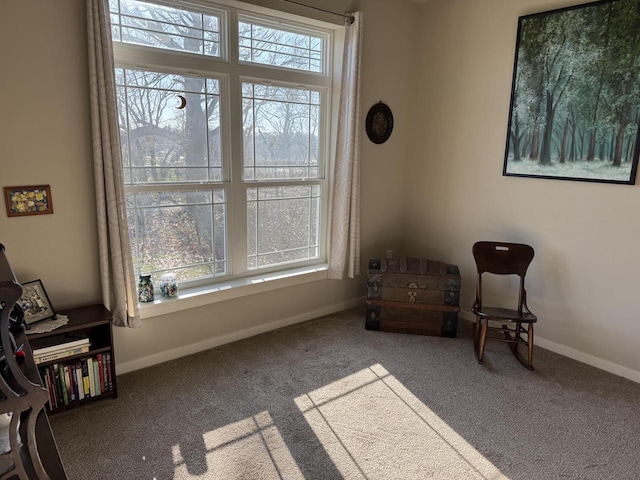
[{"xmin": 471, "ymin": 241, "xmax": 537, "ymax": 370}]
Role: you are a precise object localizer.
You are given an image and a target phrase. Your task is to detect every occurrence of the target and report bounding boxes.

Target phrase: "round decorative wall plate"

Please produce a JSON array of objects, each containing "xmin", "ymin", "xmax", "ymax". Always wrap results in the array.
[{"xmin": 366, "ymin": 101, "xmax": 393, "ymax": 144}]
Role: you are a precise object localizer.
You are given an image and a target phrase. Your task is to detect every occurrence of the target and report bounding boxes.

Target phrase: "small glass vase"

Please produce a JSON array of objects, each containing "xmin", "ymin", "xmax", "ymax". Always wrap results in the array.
[
  {"xmin": 159, "ymin": 273, "xmax": 178, "ymax": 298},
  {"xmin": 138, "ymin": 275, "xmax": 154, "ymax": 303}
]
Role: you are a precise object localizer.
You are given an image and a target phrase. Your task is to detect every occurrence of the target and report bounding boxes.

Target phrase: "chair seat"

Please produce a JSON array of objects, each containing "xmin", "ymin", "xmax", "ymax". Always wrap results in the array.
[{"xmin": 472, "ymin": 306, "xmax": 537, "ymax": 323}]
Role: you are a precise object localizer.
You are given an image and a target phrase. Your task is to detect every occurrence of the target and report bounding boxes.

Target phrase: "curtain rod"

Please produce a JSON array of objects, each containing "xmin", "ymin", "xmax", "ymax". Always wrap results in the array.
[{"xmin": 280, "ymin": 0, "xmax": 354, "ymax": 24}]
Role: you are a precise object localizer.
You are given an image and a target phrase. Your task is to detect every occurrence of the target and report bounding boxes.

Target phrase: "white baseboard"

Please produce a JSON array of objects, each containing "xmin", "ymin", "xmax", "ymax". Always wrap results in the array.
[
  {"xmin": 117, "ymin": 297, "xmax": 365, "ymax": 375},
  {"xmin": 458, "ymin": 311, "xmax": 640, "ymax": 384},
  {"xmin": 119, "ymin": 304, "xmax": 640, "ymax": 384}
]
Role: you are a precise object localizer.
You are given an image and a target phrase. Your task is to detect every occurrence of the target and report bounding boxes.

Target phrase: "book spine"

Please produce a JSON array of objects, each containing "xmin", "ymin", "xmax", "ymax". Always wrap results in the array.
[
  {"xmin": 59, "ymin": 364, "xmax": 68, "ymax": 405},
  {"xmin": 73, "ymin": 364, "xmax": 80, "ymax": 400},
  {"xmin": 93, "ymin": 359, "xmax": 101, "ymax": 395},
  {"xmin": 75, "ymin": 362, "xmax": 84, "ymax": 401},
  {"xmin": 68, "ymin": 364, "xmax": 75, "ymax": 402},
  {"xmin": 102, "ymin": 354, "xmax": 109, "ymax": 392},
  {"xmin": 97, "ymin": 354, "xmax": 105, "ymax": 393},
  {"xmin": 53, "ymin": 364, "xmax": 62, "ymax": 406},
  {"xmin": 34, "ymin": 346, "xmax": 90, "ymax": 364},
  {"xmin": 87, "ymin": 357, "xmax": 96, "ymax": 397},
  {"xmin": 82, "ymin": 359, "xmax": 90, "ymax": 397},
  {"xmin": 50, "ymin": 365, "xmax": 59, "ymax": 409},
  {"xmin": 105, "ymin": 352, "xmax": 113, "ymax": 391},
  {"xmin": 65, "ymin": 365, "xmax": 75, "ymax": 402}
]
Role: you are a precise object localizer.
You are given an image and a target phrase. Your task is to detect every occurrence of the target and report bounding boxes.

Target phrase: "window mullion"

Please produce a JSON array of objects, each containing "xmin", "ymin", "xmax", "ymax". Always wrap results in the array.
[{"xmin": 226, "ymin": 9, "xmax": 247, "ymax": 275}]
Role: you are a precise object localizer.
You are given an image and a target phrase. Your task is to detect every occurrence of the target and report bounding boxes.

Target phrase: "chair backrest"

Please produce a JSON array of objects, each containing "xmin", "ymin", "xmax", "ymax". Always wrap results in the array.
[
  {"xmin": 472, "ymin": 241, "xmax": 534, "ymax": 314},
  {"xmin": 472, "ymin": 241, "xmax": 534, "ymax": 277}
]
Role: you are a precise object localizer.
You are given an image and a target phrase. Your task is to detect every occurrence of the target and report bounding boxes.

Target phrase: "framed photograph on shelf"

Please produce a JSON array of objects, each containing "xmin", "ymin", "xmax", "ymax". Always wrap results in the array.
[
  {"xmin": 3, "ymin": 185, "xmax": 54, "ymax": 217},
  {"xmin": 18, "ymin": 280, "xmax": 56, "ymax": 325},
  {"xmin": 503, "ymin": 0, "xmax": 640, "ymax": 184}
]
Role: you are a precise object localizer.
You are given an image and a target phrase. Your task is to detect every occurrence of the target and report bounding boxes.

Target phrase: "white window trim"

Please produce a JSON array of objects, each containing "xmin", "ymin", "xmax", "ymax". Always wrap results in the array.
[{"xmin": 138, "ymin": 263, "xmax": 328, "ymax": 318}]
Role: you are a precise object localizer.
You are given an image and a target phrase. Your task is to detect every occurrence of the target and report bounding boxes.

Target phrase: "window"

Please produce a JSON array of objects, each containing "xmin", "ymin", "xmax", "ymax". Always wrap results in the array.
[
  {"xmin": 238, "ymin": 15, "xmax": 324, "ymax": 72},
  {"xmin": 110, "ymin": 0, "xmax": 335, "ymax": 288}
]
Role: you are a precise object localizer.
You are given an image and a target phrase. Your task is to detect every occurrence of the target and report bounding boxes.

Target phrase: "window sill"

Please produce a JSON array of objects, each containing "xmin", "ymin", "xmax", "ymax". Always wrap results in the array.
[{"xmin": 138, "ymin": 264, "xmax": 329, "ymax": 319}]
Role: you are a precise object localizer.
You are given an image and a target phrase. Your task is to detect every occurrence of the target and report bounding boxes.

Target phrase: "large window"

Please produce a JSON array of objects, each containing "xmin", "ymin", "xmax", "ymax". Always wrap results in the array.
[{"xmin": 110, "ymin": 0, "xmax": 334, "ymax": 287}]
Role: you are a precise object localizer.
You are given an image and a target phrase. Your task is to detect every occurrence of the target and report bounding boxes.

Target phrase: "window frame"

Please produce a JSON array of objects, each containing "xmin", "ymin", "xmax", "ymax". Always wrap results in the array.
[
  {"xmin": 236, "ymin": 12, "xmax": 331, "ymax": 76},
  {"xmin": 111, "ymin": 0, "xmax": 340, "ymax": 300}
]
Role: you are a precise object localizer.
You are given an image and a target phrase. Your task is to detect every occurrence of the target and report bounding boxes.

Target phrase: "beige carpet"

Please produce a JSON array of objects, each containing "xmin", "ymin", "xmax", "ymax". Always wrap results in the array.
[
  {"xmin": 294, "ymin": 364, "xmax": 504, "ymax": 479},
  {"xmin": 49, "ymin": 307, "xmax": 640, "ymax": 479}
]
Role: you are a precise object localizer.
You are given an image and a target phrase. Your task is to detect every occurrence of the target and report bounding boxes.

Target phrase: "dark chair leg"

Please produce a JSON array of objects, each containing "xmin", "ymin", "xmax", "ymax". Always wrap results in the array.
[
  {"xmin": 473, "ymin": 317, "xmax": 479, "ymax": 346},
  {"xmin": 477, "ymin": 319, "xmax": 488, "ymax": 364},
  {"xmin": 527, "ymin": 323, "xmax": 534, "ymax": 370},
  {"xmin": 473, "ymin": 318, "xmax": 479, "ymax": 360},
  {"xmin": 513, "ymin": 321, "xmax": 522, "ymax": 354}
]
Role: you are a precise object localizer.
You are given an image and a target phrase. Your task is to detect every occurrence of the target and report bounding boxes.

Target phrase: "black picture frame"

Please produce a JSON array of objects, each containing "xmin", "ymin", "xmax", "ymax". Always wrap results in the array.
[
  {"xmin": 18, "ymin": 279, "xmax": 56, "ymax": 325},
  {"xmin": 503, "ymin": 0, "xmax": 640, "ymax": 184},
  {"xmin": 366, "ymin": 102, "xmax": 394, "ymax": 144}
]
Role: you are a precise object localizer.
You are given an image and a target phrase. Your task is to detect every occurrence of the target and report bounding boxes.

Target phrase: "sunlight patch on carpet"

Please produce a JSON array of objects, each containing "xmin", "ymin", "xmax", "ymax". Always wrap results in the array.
[
  {"xmin": 172, "ymin": 411, "xmax": 303, "ymax": 479},
  {"xmin": 295, "ymin": 364, "xmax": 509, "ymax": 480}
]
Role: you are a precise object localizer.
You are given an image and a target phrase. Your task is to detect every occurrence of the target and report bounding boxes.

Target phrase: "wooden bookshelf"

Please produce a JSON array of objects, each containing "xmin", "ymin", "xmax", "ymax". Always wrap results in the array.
[{"xmin": 27, "ymin": 304, "xmax": 117, "ymax": 413}]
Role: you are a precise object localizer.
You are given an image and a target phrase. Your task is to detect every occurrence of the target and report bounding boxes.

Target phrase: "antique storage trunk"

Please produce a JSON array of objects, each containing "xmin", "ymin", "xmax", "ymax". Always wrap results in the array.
[{"xmin": 365, "ymin": 257, "xmax": 461, "ymax": 337}]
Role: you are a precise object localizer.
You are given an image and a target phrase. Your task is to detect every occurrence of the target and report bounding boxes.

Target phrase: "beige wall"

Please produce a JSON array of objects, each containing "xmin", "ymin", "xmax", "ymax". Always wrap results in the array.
[
  {"xmin": 0, "ymin": 1, "xmax": 418, "ymax": 371},
  {"xmin": 0, "ymin": 1, "xmax": 101, "ymax": 309},
  {"xmin": 2, "ymin": 0, "xmax": 638, "ymax": 380},
  {"xmin": 409, "ymin": 0, "xmax": 640, "ymax": 379}
]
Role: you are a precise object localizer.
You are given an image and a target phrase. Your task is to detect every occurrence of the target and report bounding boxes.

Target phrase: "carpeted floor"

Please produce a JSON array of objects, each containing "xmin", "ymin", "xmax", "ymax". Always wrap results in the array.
[{"xmin": 49, "ymin": 307, "xmax": 640, "ymax": 479}]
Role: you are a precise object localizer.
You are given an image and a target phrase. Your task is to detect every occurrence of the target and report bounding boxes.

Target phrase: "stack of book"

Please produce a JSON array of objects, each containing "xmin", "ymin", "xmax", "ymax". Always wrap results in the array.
[{"xmin": 33, "ymin": 337, "xmax": 91, "ymax": 365}]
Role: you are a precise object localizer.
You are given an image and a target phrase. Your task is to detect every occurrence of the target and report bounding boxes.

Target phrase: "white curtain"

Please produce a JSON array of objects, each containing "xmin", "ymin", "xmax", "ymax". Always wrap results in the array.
[
  {"xmin": 87, "ymin": 0, "xmax": 141, "ymax": 328},
  {"xmin": 328, "ymin": 12, "xmax": 364, "ymax": 280}
]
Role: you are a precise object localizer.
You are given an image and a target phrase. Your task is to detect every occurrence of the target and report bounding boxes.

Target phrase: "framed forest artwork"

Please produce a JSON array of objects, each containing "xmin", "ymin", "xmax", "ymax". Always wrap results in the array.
[{"xmin": 503, "ymin": 0, "xmax": 640, "ymax": 184}]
